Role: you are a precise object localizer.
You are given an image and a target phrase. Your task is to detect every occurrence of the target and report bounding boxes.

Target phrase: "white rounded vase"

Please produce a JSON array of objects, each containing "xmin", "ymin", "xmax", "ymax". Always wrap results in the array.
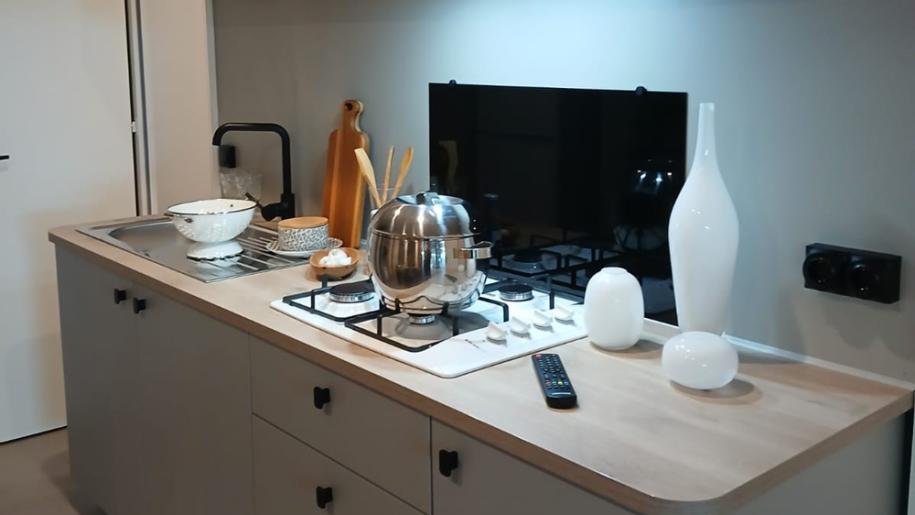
[
  {"xmin": 668, "ymin": 103, "xmax": 739, "ymax": 334},
  {"xmin": 661, "ymin": 331, "xmax": 738, "ymax": 390},
  {"xmin": 584, "ymin": 267, "xmax": 644, "ymax": 351}
]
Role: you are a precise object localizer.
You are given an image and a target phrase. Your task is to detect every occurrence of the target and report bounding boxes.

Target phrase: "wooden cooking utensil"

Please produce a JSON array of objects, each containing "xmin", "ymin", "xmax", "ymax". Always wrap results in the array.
[
  {"xmin": 391, "ymin": 146, "xmax": 414, "ymax": 198},
  {"xmin": 321, "ymin": 100, "xmax": 369, "ymax": 247},
  {"xmin": 354, "ymin": 148, "xmax": 383, "ymax": 208},
  {"xmin": 382, "ymin": 146, "xmax": 394, "ymax": 202}
]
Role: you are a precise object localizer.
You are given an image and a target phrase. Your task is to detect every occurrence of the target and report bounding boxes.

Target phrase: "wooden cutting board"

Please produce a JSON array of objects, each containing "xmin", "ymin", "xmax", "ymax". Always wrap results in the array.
[{"xmin": 321, "ymin": 100, "xmax": 369, "ymax": 247}]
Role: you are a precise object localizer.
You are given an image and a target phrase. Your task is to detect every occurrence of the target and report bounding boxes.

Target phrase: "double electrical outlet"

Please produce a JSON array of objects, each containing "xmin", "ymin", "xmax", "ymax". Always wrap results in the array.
[{"xmin": 803, "ymin": 243, "xmax": 901, "ymax": 304}]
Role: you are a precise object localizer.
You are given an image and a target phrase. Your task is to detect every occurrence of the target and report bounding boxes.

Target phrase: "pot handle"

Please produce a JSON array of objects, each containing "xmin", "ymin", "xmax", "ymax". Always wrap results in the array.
[{"xmin": 453, "ymin": 241, "xmax": 493, "ymax": 259}]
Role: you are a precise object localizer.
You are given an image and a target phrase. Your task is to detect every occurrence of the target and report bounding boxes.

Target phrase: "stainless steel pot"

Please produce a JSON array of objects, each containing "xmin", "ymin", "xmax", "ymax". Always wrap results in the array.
[{"xmin": 367, "ymin": 192, "xmax": 492, "ymax": 316}]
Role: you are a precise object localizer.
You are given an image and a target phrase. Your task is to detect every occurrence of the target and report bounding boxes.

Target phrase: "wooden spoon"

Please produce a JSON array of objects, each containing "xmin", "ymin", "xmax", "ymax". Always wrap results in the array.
[
  {"xmin": 382, "ymin": 146, "xmax": 394, "ymax": 202},
  {"xmin": 391, "ymin": 146, "xmax": 414, "ymax": 198},
  {"xmin": 354, "ymin": 148, "xmax": 383, "ymax": 208}
]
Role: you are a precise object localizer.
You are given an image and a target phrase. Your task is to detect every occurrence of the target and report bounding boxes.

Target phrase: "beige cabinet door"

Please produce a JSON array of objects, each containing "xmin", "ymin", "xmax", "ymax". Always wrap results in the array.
[
  {"xmin": 56, "ymin": 248, "xmax": 140, "ymax": 515},
  {"xmin": 253, "ymin": 416, "xmax": 424, "ymax": 515},
  {"xmin": 431, "ymin": 421, "xmax": 634, "ymax": 515},
  {"xmin": 133, "ymin": 287, "xmax": 253, "ymax": 515}
]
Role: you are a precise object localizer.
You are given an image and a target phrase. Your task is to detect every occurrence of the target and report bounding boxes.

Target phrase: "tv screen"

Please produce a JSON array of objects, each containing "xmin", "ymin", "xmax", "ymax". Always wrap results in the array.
[{"xmin": 429, "ymin": 82, "xmax": 687, "ymax": 321}]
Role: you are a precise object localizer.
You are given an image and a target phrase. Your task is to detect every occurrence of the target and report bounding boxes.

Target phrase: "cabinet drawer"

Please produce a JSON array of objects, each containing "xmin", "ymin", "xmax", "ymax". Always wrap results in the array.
[
  {"xmin": 432, "ymin": 421, "xmax": 633, "ymax": 515},
  {"xmin": 251, "ymin": 339, "xmax": 430, "ymax": 512},
  {"xmin": 253, "ymin": 416, "xmax": 423, "ymax": 515}
]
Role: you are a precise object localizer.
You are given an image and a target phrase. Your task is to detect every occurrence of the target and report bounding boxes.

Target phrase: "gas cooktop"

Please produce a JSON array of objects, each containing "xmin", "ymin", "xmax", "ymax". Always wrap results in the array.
[{"xmin": 270, "ymin": 275, "xmax": 587, "ymax": 378}]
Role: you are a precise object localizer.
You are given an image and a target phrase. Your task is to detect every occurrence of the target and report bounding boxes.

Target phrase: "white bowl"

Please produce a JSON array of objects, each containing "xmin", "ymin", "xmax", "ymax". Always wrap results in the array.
[{"xmin": 166, "ymin": 198, "xmax": 256, "ymax": 243}]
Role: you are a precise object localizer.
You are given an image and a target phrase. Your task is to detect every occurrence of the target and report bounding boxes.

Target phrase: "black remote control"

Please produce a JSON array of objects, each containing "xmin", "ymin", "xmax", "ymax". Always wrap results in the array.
[{"xmin": 532, "ymin": 353, "xmax": 577, "ymax": 409}]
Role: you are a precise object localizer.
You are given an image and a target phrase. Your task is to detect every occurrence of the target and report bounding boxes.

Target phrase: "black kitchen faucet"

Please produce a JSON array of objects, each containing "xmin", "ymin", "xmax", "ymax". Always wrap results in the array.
[{"xmin": 212, "ymin": 122, "xmax": 295, "ymax": 221}]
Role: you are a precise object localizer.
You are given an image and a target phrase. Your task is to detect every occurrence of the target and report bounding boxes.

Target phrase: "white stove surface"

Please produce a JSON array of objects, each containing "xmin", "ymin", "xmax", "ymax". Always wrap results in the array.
[{"xmin": 270, "ymin": 285, "xmax": 587, "ymax": 378}]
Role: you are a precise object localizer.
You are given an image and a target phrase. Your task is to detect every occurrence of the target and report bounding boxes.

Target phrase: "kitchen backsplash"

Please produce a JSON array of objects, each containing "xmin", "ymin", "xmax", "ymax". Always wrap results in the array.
[{"xmin": 211, "ymin": 0, "xmax": 915, "ymax": 381}]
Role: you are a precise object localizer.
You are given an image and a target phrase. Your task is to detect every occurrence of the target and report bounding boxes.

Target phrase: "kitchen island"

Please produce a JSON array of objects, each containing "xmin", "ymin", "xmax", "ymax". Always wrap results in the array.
[{"xmin": 50, "ymin": 220, "xmax": 913, "ymax": 515}]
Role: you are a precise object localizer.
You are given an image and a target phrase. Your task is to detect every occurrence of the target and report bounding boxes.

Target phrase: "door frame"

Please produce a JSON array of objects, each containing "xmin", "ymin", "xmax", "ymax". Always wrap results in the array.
[{"xmin": 125, "ymin": 0, "xmax": 150, "ymax": 215}]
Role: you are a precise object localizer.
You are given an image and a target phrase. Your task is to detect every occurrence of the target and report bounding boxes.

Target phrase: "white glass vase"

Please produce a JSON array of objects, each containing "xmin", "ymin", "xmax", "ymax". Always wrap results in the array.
[
  {"xmin": 668, "ymin": 103, "xmax": 739, "ymax": 334},
  {"xmin": 584, "ymin": 267, "xmax": 644, "ymax": 351}
]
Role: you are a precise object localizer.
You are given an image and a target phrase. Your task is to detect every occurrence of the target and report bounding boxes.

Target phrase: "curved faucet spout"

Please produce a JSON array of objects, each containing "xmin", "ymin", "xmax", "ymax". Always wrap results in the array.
[{"xmin": 212, "ymin": 122, "xmax": 295, "ymax": 221}]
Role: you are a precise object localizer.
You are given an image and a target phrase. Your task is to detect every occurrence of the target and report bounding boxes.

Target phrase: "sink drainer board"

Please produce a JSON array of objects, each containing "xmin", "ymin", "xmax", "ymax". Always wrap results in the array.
[{"xmin": 79, "ymin": 217, "xmax": 307, "ymax": 282}]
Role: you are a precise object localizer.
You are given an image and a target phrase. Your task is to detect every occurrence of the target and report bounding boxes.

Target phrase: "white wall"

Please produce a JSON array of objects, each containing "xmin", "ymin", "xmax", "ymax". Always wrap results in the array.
[
  {"xmin": 139, "ymin": 0, "xmax": 220, "ymax": 211},
  {"xmin": 211, "ymin": 0, "xmax": 915, "ymax": 381}
]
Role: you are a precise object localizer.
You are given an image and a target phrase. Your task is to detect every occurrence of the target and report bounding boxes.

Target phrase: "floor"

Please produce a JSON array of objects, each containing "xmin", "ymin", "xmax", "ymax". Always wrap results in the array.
[{"xmin": 0, "ymin": 429, "xmax": 102, "ymax": 515}]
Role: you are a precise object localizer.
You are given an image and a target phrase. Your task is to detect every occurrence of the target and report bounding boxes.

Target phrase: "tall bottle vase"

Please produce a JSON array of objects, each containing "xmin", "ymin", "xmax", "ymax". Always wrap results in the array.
[{"xmin": 667, "ymin": 102, "xmax": 739, "ymax": 335}]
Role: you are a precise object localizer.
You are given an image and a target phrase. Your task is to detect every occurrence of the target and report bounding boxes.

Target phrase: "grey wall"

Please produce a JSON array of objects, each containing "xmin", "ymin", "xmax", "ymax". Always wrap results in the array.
[{"xmin": 212, "ymin": 0, "xmax": 915, "ymax": 381}]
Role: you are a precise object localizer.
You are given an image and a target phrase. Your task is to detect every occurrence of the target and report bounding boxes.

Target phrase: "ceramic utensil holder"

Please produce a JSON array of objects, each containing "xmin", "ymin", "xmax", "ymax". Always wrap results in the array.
[{"xmin": 278, "ymin": 216, "xmax": 329, "ymax": 251}]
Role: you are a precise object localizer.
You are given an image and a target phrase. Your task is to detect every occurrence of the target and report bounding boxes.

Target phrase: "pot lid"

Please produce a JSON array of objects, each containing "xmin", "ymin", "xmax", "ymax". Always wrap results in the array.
[{"xmin": 370, "ymin": 191, "xmax": 477, "ymax": 239}]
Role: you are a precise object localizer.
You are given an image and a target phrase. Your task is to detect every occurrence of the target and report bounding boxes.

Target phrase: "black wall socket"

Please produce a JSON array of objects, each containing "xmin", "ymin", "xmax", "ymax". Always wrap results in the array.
[{"xmin": 803, "ymin": 243, "xmax": 901, "ymax": 304}]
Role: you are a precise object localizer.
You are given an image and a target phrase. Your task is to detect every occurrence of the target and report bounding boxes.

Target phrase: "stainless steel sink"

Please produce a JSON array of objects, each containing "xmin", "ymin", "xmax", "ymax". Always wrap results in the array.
[{"xmin": 78, "ymin": 217, "xmax": 307, "ymax": 282}]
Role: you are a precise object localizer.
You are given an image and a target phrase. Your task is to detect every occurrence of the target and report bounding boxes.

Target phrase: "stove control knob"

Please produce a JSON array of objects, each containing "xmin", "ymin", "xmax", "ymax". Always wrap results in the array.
[
  {"xmin": 486, "ymin": 322, "xmax": 508, "ymax": 342},
  {"xmin": 532, "ymin": 310, "xmax": 553, "ymax": 328},
  {"xmin": 509, "ymin": 316, "xmax": 531, "ymax": 335}
]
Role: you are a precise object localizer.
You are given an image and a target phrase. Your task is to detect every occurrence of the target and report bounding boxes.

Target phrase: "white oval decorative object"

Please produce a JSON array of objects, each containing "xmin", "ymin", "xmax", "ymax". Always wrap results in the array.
[
  {"xmin": 668, "ymin": 103, "xmax": 739, "ymax": 334},
  {"xmin": 661, "ymin": 331, "xmax": 739, "ymax": 390},
  {"xmin": 485, "ymin": 322, "xmax": 508, "ymax": 342},
  {"xmin": 508, "ymin": 316, "xmax": 531, "ymax": 335},
  {"xmin": 532, "ymin": 310, "xmax": 553, "ymax": 328},
  {"xmin": 583, "ymin": 267, "xmax": 644, "ymax": 350}
]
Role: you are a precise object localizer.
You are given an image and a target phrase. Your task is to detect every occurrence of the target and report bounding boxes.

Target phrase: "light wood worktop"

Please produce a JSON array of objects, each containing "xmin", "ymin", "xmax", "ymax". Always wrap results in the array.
[{"xmin": 49, "ymin": 222, "xmax": 913, "ymax": 515}]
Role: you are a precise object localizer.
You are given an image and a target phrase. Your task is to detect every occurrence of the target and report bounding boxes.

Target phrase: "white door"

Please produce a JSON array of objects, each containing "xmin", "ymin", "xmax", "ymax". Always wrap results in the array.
[{"xmin": 0, "ymin": 0, "xmax": 136, "ymax": 441}]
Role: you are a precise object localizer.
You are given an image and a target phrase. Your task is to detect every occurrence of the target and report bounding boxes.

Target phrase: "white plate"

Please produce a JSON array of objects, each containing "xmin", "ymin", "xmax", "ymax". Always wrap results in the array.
[{"xmin": 266, "ymin": 238, "xmax": 343, "ymax": 257}]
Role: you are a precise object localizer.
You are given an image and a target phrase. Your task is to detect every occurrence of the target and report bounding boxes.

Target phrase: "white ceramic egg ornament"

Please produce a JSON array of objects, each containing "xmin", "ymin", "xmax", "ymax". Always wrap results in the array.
[{"xmin": 661, "ymin": 331, "xmax": 739, "ymax": 390}]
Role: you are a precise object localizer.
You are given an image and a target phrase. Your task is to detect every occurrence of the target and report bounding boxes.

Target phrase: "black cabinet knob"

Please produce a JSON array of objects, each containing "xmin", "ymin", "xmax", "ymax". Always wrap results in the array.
[
  {"xmin": 113, "ymin": 288, "xmax": 127, "ymax": 304},
  {"xmin": 313, "ymin": 387, "xmax": 331, "ymax": 409},
  {"xmin": 133, "ymin": 297, "xmax": 147, "ymax": 314},
  {"xmin": 315, "ymin": 486, "xmax": 333, "ymax": 509},
  {"xmin": 438, "ymin": 449, "xmax": 459, "ymax": 477}
]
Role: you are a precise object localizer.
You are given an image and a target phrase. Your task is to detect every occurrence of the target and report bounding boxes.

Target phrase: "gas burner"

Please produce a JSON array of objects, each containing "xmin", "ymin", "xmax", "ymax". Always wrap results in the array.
[
  {"xmin": 499, "ymin": 284, "xmax": 534, "ymax": 302},
  {"xmin": 328, "ymin": 281, "xmax": 375, "ymax": 304},
  {"xmin": 513, "ymin": 249, "xmax": 543, "ymax": 263},
  {"xmin": 409, "ymin": 314, "xmax": 438, "ymax": 325}
]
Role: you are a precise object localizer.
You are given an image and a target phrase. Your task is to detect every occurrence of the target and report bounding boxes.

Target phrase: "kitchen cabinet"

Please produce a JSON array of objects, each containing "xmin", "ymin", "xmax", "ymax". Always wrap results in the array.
[
  {"xmin": 56, "ymin": 248, "xmax": 252, "ymax": 515},
  {"xmin": 54, "ymin": 232, "xmax": 910, "ymax": 515},
  {"xmin": 253, "ymin": 416, "xmax": 424, "ymax": 515},
  {"xmin": 251, "ymin": 338, "xmax": 431, "ymax": 512},
  {"xmin": 133, "ymin": 285, "xmax": 252, "ymax": 515},
  {"xmin": 56, "ymin": 247, "xmax": 140, "ymax": 515},
  {"xmin": 431, "ymin": 421, "xmax": 634, "ymax": 515}
]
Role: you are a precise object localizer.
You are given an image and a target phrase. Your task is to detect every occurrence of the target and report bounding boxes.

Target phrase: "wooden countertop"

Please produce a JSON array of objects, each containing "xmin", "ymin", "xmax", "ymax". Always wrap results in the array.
[{"xmin": 49, "ymin": 221, "xmax": 913, "ymax": 515}]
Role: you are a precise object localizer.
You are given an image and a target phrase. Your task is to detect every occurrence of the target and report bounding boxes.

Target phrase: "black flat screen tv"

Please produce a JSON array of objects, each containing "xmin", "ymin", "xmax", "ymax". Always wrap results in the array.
[{"xmin": 429, "ymin": 82, "xmax": 687, "ymax": 321}]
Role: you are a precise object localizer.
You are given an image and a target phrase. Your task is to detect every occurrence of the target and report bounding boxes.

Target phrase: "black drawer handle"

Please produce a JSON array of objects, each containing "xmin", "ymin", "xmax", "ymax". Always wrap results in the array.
[
  {"xmin": 313, "ymin": 387, "xmax": 331, "ymax": 409},
  {"xmin": 0, "ymin": 155, "xmax": 9, "ymax": 161},
  {"xmin": 439, "ymin": 449, "xmax": 459, "ymax": 477},
  {"xmin": 113, "ymin": 288, "xmax": 127, "ymax": 304},
  {"xmin": 315, "ymin": 486, "xmax": 333, "ymax": 509},
  {"xmin": 133, "ymin": 297, "xmax": 147, "ymax": 314}
]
